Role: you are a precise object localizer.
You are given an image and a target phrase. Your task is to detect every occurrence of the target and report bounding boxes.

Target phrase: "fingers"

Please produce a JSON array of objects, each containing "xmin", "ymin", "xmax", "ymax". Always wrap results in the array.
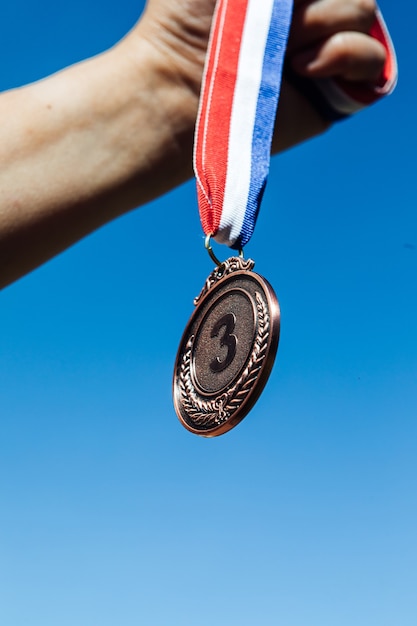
[
  {"xmin": 289, "ymin": 0, "xmax": 378, "ymax": 53},
  {"xmin": 291, "ymin": 31, "xmax": 387, "ymax": 82},
  {"xmin": 287, "ymin": 0, "xmax": 386, "ymax": 84}
]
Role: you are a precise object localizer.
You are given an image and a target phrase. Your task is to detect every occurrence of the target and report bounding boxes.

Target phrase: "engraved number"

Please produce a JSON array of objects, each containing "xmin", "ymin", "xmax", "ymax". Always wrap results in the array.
[{"xmin": 210, "ymin": 313, "xmax": 237, "ymax": 373}]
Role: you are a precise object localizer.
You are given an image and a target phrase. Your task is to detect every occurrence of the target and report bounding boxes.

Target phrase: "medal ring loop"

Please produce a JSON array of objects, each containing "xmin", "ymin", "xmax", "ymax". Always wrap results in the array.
[{"xmin": 205, "ymin": 234, "xmax": 244, "ymax": 267}]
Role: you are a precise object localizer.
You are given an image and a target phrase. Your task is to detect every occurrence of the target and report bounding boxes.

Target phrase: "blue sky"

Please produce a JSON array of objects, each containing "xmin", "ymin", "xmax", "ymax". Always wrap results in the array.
[{"xmin": 1, "ymin": 1, "xmax": 416, "ymax": 625}]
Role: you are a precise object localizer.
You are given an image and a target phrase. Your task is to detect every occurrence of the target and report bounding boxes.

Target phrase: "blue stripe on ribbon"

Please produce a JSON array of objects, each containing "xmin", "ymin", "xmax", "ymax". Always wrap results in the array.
[{"xmin": 236, "ymin": 0, "xmax": 293, "ymax": 249}]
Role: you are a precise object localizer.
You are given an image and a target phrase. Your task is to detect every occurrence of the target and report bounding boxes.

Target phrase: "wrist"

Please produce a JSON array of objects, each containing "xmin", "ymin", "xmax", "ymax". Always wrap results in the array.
[{"xmin": 113, "ymin": 26, "xmax": 202, "ymax": 199}]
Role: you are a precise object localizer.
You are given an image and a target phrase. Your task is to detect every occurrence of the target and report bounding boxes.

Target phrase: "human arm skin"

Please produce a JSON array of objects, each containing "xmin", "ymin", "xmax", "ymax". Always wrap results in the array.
[{"xmin": 0, "ymin": 0, "xmax": 387, "ymax": 289}]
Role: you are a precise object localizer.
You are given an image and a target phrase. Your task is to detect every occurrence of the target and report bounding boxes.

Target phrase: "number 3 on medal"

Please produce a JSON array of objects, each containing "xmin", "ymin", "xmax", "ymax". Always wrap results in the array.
[{"xmin": 210, "ymin": 313, "xmax": 237, "ymax": 373}]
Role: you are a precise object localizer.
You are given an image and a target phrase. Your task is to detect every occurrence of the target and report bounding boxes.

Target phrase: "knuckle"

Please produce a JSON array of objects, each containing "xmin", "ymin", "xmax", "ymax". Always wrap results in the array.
[
  {"xmin": 353, "ymin": 0, "xmax": 377, "ymax": 30},
  {"xmin": 330, "ymin": 32, "xmax": 357, "ymax": 66}
]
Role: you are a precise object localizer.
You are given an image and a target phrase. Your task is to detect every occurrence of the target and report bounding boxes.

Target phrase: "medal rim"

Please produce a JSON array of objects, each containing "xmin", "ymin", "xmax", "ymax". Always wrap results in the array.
[{"xmin": 173, "ymin": 262, "xmax": 280, "ymax": 437}]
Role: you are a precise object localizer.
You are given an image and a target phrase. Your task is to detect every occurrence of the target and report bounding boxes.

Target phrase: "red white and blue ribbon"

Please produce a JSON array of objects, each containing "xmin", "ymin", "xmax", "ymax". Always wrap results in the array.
[
  {"xmin": 194, "ymin": 0, "xmax": 294, "ymax": 250},
  {"xmin": 194, "ymin": 1, "xmax": 397, "ymax": 250}
]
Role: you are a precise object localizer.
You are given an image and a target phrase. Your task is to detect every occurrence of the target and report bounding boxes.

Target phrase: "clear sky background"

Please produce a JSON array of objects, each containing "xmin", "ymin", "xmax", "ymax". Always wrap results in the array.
[{"xmin": 0, "ymin": 2, "xmax": 416, "ymax": 625}]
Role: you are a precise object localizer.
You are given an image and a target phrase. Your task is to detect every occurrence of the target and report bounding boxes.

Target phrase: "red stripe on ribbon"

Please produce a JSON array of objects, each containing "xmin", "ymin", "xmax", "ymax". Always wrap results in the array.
[{"xmin": 195, "ymin": 0, "xmax": 249, "ymax": 237}]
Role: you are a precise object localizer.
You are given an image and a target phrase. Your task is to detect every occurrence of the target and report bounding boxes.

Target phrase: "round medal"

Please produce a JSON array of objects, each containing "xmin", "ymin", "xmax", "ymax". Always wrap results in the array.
[{"xmin": 173, "ymin": 257, "xmax": 280, "ymax": 437}]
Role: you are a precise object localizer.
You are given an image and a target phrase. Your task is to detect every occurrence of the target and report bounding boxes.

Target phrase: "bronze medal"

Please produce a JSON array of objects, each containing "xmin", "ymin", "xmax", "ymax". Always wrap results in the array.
[{"xmin": 173, "ymin": 257, "xmax": 280, "ymax": 437}]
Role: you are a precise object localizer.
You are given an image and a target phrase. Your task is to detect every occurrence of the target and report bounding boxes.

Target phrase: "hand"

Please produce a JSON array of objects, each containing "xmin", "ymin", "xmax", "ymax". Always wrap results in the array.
[{"xmin": 137, "ymin": 0, "xmax": 387, "ymax": 149}]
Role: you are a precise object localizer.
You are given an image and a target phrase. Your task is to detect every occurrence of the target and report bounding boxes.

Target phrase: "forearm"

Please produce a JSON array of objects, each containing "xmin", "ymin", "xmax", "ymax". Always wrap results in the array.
[
  {"xmin": 0, "ymin": 35, "xmax": 198, "ymax": 289},
  {"xmin": 0, "ymin": 0, "xmax": 394, "ymax": 289}
]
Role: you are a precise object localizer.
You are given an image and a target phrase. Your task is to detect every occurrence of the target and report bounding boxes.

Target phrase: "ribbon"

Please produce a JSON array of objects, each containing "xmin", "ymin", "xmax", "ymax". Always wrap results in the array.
[
  {"xmin": 194, "ymin": 0, "xmax": 294, "ymax": 250},
  {"xmin": 194, "ymin": 1, "xmax": 397, "ymax": 250}
]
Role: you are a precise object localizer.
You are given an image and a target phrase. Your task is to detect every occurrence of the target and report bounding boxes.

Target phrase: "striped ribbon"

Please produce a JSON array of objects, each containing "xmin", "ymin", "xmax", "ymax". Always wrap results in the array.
[
  {"xmin": 194, "ymin": 0, "xmax": 293, "ymax": 250},
  {"xmin": 194, "ymin": 1, "xmax": 397, "ymax": 250}
]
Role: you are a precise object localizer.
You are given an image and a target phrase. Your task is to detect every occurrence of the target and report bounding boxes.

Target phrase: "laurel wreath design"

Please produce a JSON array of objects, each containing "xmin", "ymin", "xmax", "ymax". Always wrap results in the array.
[{"xmin": 179, "ymin": 291, "xmax": 269, "ymax": 428}]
